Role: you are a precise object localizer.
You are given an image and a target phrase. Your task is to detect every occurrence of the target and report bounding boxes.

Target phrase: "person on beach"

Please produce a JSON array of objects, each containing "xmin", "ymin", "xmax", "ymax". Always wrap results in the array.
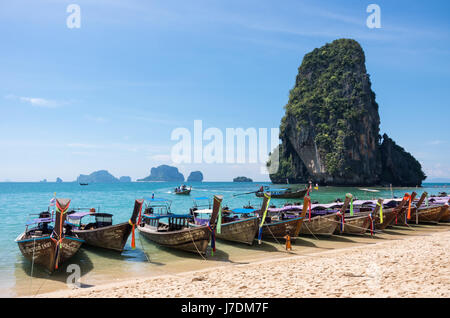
[{"xmin": 284, "ymin": 230, "xmax": 292, "ymax": 251}]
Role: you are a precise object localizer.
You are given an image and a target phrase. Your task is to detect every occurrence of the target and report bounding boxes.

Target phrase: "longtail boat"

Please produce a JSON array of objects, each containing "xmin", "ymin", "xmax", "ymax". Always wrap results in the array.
[
  {"xmin": 374, "ymin": 195, "xmax": 409, "ymax": 230},
  {"xmin": 428, "ymin": 197, "xmax": 450, "ymax": 221},
  {"xmin": 15, "ymin": 199, "xmax": 84, "ymax": 273},
  {"xmin": 395, "ymin": 192, "xmax": 447, "ymax": 225},
  {"xmin": 65, "ymin": 200, "xmax": 143, "ymax": 252},
  {"xmin": 138, "ymin": 196, "xmax": 222, "ymax": 255},
  {"xmin": 270, "ymin": 202, "xmax": 341, "ymax": 237},
  {"xmin": 256, "ymin": 194, "xmax": 307, "ymax": 241},
  {"xmin": 334, "ymin": 194, "xmax": 373, "ymax": 235},
  {"xmin": 255, "ymin": 187, "xmax": 307, "ymax": 199},
  {"xmin": 174, "ymin": 185, "xmax": 191, "ymax": 195},
  {"xmin": 190, "ymin": 197, "xmax": 259, "ymax": 245}
]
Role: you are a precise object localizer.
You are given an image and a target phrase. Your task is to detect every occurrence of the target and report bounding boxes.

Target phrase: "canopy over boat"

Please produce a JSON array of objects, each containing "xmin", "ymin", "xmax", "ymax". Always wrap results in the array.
[
  {"xmin": 25, "ymin": 217, "xmax": 53, "ymax": 226},
  {"xmin": 143, "ymin": 213, "xmax": 192, "ymax": 219},
  {"xmin": 231, "ymin": 208, "xmax": 257, "ymax": 214}
]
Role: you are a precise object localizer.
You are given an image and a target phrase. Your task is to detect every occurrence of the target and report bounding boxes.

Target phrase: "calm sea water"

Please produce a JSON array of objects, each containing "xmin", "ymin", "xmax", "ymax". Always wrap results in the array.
[{"xmin": 0, "ymin": 181, "xmax": 448, "ymax": 296}]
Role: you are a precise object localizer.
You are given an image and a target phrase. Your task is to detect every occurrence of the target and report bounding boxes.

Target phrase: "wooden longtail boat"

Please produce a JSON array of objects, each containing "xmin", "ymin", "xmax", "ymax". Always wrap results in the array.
[
  {"xmin": 255, "ymin": 188, "xmax": 307, "ymax": 199},
  {"xmin": 334, "ymin": 194, "xmax": 372, "ymax": 235},
  {"xmin": 257, "ymin": 194, "xmax": 308, "ymax": 240},
  {"xmin": 15, "ymin": 199, "xmax": 84, "ymax": 273},
  {"xmin": 374, "ymin": 195, "xmax": 409, "ymax": 230},
  {"xmin": 66, "ymin": 200, "xmax": 143, "ymax": 252},
  {"xmin": 413, "ymin": 205, "xmax": 449, "ymax": 224},
  {"xmin": 191, "ymin": 197, "xmax": 259, "ymax": 245},
  {"xmin": 299, "ymin": 213, "xmax": 339, "ymax": 236},
  {"xmin": 174, "ymin": 186, "xmax": 191, "ymax": 195},
  {"xmin": 138, "ymin": 196, "xmax": 222, "ymax": 255},
  {"xmin": 396, "ymin": 192, "xmax": 447, "ymax": 225}
]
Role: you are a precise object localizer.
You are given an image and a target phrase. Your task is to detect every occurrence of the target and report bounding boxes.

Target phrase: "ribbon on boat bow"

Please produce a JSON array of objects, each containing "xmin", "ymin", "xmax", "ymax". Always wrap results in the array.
[
  {"xmin": 308, "ymin": 198, "xmax": 312, "ymax": 221},
  {"xmin": 208, "ymin": 224, "xmax": 216, "ymax": 256},
  {"xmin": 405, "ymin": 193, "xmax": 412, "ymax": 221},
  {"xmin": 128, "ymin": 220, "xmax": 136, "ymax": 249},
  {"xmin": 368, "ymin": 213, "xmax": 374, "ymax": 236},
  {"xmin": 376, "ymin": 201, "xmax": 383, "ymax": 224},
  {"xmin": 258, "ymin": 193, "xmax": 271, "ymax": 244}
]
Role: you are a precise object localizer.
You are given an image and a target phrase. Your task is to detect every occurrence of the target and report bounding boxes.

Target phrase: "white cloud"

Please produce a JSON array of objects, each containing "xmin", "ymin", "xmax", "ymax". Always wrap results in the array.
[{"xmin": 5, "ymin": 94, "xmax": 66, "ymax": 108}]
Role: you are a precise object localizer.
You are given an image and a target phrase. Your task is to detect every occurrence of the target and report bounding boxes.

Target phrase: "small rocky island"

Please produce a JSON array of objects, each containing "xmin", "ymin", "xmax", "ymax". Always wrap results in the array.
[
  {"xmin": 119, "ymin": 176, "xmax": 132, "ymax": 183},
  {"xmin": 268, "ymin": 39, "xmax": 426, "ymax": 186},
  {"xmin": 137, "ymin": 165, "xmax": 184, "ymax": 182},
  {"xmin": 233, "ymin": 176, "xmax": 253, "ymax": 182},
  {"xmin": 76, "ymin": 170, "xmax": 131, "ymax": 183},
  {"xmin": 187, "ymin": 171, "xmax": 204, "ymax": 182},
  {"xmin": 56, "ymin": 177, "xmax": 63, "ymax": 183}
]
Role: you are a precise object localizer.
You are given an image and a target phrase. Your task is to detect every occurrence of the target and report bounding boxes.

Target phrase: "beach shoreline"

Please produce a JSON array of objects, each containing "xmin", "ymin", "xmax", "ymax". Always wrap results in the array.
[{"xmin": 36, "ymin": 226, "xmax": 450, "ymax": 298}]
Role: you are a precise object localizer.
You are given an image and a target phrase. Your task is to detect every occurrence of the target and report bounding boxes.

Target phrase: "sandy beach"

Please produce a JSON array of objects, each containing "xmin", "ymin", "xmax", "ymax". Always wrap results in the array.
[{"xmin": 38, "ymin": 228, "xmax": 450, "ymax": 298}]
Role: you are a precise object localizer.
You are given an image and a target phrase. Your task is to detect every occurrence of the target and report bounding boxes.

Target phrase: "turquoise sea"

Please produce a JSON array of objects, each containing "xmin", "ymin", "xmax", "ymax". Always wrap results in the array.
[{"xmin": 0, "ymin": 181, "xmax": 448, "ymax": 296}]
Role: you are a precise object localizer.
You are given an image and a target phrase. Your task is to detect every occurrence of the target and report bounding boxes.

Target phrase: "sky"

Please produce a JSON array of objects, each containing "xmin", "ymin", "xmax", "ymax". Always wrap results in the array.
[{"xmin": 0, "ymin": 0, "xmax": 449, "ymax": 182}]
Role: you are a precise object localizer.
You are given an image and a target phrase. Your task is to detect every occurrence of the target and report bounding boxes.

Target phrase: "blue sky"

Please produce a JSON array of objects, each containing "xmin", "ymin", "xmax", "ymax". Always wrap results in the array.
[{"xmin": 0, "ymin": 0, "xmax": 449, "ymax": 182}]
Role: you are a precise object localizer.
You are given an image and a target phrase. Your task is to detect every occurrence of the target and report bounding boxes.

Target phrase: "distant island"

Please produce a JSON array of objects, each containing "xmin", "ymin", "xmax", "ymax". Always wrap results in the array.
[
  {"xmin": 187, "ymin": 171, "xmax": 203, "ymax": 182},
  {"xmin": 56, "ymin": 177, "xmax": 63, "ymax": 183},
  {"xmin": 137, "ymin": 165, "xmax": 184, "ymax": 182},
  {"xmin": 268, "ymin": 38, "xmax": 426, "ymax": 187},
  {"xmin": 233, "ymin": 176, "xmax": 253, "ymax": 182},
  {"xmin": 119, "ymin": 176, "xmax": 132, "ymax": 183},
  {"xmin": 76, "ymin": 170, "xmax": 131, "ymax": 183}
]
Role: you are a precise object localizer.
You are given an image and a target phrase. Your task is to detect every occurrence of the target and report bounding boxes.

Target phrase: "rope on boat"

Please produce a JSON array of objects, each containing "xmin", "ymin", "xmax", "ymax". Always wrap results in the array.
[
  {"xmin": 301, "ymin": 222, "xmax": 321, "ymax": 241},
  {"xmin": 327, "ymin": 218, "xmax": 384, "ymax": 235},
  {"xmin": 137, "ymin": 232, "xmax": 151, "ymax": 263},
  {"xmin": 186, "ymin": 226, "xmax": 207, "ymax": 261}
]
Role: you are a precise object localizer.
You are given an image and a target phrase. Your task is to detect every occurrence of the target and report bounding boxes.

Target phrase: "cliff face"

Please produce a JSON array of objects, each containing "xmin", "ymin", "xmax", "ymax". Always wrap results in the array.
[
  {"xmin": 379, "ymin": 134, "xmax": 426, "ymax": 186},
  {"xmin": 138, "ymin": 165, "xmax": 184, "ymax": 182},
  {"xmin": 270, "ymin": 39, "xmax": 426, "ymax": 186}
]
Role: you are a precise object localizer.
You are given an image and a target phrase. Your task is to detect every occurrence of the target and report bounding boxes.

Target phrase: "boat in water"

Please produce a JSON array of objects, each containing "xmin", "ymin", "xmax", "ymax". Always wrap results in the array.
[
  {"xmin": 174, "ymin": 185, "xmax": 191, "ymax": 195},
  {"xmin": 15, "ymin": 198, "xmax": 84, "ymax": 273},
  {"xmin": 256, "ymin": 193, "xmax": 307, "ymax": 242},
  {"xmin": 65, "ymin": 200, "xmax": 144, "ymax": 252},
  {"xmin": 137, "ymin": 196, "xmax": 222, "ymax": 255},
  {"xmin": 255, "ymin": 186, "xmax": 307, "ymax": 199},
  {"xmin": 190, "ymin": 197, "xmax": 259, "ymax": 245}
]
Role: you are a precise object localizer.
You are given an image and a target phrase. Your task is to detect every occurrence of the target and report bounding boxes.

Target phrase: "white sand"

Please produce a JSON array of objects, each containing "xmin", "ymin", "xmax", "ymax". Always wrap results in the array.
[{"xmin": 38, "ymin": 229, "xmax": 450, "ymax": 298}]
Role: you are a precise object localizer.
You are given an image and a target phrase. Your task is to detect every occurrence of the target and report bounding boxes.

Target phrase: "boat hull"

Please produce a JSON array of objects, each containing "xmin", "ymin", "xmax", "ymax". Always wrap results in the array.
[
  {"xmin": 138, "ymin": 224, "xmax": 211, "ymax": 255},
  {"xmin": 259, "ymin": 217, "xmax": 303, "ymax": 239},
  {"xmin": 216, "ymin": 217, "xmax": 259, "ymax": 245},
  {"xmin": 16, "ymin": 234, "xmax": 83, "ymax": 273},
  {"xmin": 375, "ymin": 207, "xmax": 404, "ymax": 230},
  {"xmin": 73, "ymin": 222, "xmax": 131, "ymax": 252},
  {"xmin": 334, "ymin": 215, "xmax": 371, "ymax": 235},
  {"xmin": 398, "ymin": 206, "xmax": 446, "ymax": 224},
  {"xmin": 256, "ymin": 189, "xmax": 307, "ymax": 199},
  {"xmin": 175, "ymin": 189, "xmax": 191, "ymax": 195},
  {"xmin": 299, "ymin": 214, "xmax": 339, "ymax": 236},
  {"xmin": 440, "ymin": 206, "xmax": 450, "ymax": 222}
]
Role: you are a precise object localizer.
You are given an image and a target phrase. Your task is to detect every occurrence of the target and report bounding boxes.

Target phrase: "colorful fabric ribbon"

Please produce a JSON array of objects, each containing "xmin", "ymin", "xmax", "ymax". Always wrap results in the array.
[
  {"xmin": 377, "ymin": 201, "xmax": 383, "ymax": 224},
  {"xmin": 258, "ymin": 194, "xmax": 271, "ymax": 243}
]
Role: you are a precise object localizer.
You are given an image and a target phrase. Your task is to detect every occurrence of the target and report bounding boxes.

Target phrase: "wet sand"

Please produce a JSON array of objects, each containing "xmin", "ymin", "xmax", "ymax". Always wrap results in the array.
[{"xmin": 35, "ymin": 223, "xmax": 450, "ymax": 298}]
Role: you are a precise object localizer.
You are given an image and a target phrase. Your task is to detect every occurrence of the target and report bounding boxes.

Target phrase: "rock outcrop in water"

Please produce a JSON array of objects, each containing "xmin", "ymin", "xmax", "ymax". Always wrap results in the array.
[
  {"xmin": 137, "ymin": 165, "xmax": 184, "ymax": 182},
  {"xmin": 77, "ymin": 170, "xmax": 120, "ymax": 183},
  {"xmin": 187, "ymin": 171, "xmax": 203, "ymax": 182},
  {"xmin": 119, "ymin": 176, "xmax": 132, "ymax": 182},
  {"xmin": 233, "ymin": 176, "xmax": 253, "ymax": 182},
  {"xmin": 56, "ymin": 177, "xmax": 63, "ymax": 183},
  {"xmin": 269, "ymin": 39, "xmax": 426, "ymax": 186}
]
